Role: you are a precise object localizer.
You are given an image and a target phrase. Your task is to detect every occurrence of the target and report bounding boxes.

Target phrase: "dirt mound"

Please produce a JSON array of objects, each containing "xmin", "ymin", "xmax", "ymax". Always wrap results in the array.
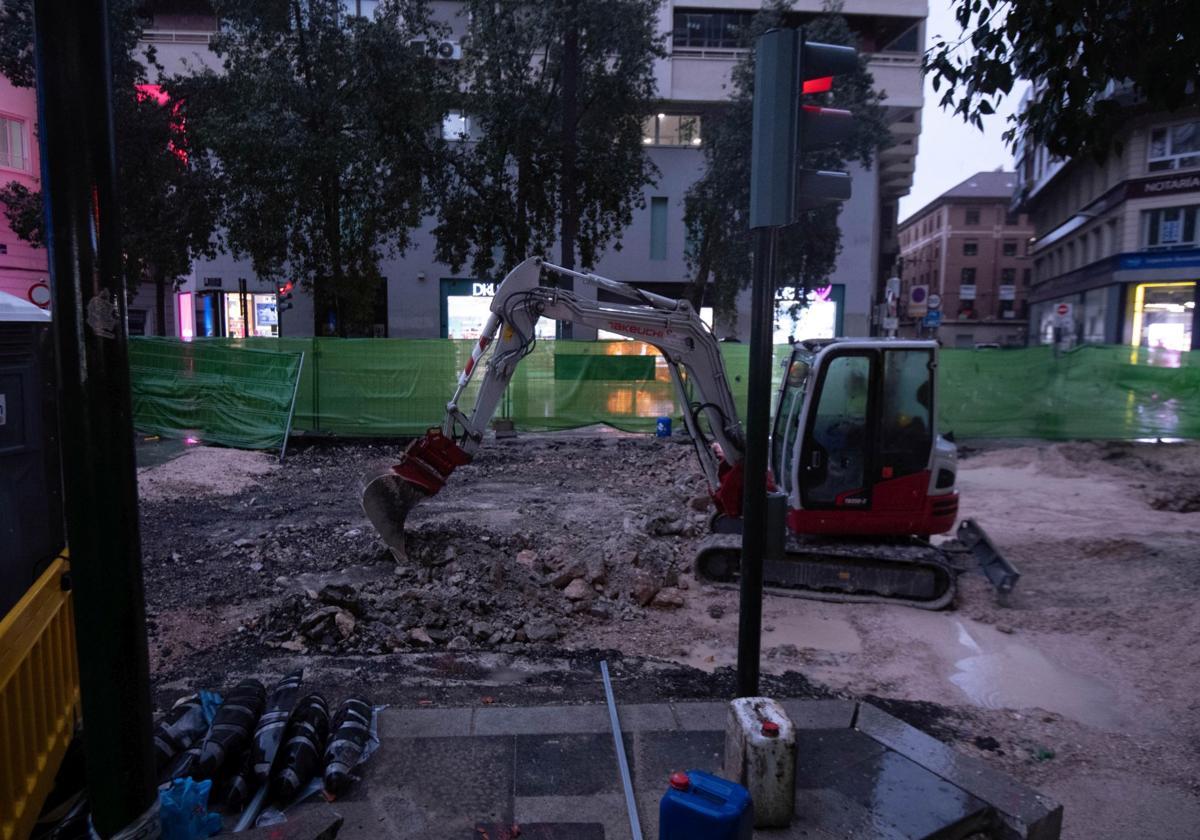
[{"xmin": 138, "ymin": 446, "xmax": 277, "ymax": 502}]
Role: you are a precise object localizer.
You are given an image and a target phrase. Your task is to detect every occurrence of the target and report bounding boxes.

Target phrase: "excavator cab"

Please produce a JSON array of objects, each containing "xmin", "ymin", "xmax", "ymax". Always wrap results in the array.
[{"xmin": 771, "ymin": 340, "xmax": 958, "ymax": 538}]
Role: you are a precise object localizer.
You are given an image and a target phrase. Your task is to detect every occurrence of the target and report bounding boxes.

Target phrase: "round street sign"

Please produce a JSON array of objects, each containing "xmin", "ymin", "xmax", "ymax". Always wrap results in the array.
[
  {"xmin": 28, "ymin": 281, "xmax": 51, "ymax": 308},
  {"xmin": 910, "ymin": 286, "xmax": 927, "ymax": 304},
  {"xmin": 928, "ymin": 293, "xmax": 942, "ymax": 310},
  {"xmin": 1056, "ymin": 303, "xmax": 1071, "ymax": 317}
]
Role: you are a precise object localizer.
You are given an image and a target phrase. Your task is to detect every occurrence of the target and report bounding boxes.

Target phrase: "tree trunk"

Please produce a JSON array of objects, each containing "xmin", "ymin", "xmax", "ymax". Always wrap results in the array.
[
  {"xmin": 153, "ymin": 268, "xmax": 167, "ymax": 336},
  {"xmin": 557, "ymin": 4, "xmax": 579, "ymax": 338}
]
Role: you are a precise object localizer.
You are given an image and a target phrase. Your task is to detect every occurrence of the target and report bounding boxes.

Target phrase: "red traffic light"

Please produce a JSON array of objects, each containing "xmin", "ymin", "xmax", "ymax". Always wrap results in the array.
[{"xmin": 802, "ymin": 76, "xmax": 832, "ymax": 94}]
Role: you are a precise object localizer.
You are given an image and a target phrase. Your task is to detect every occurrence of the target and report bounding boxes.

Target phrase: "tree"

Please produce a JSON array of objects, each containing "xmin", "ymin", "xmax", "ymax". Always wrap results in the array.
[
  {"xmin": 431, "ymin": 0, "xmax": 664, "ymax": 284},
  {"xmin": 0, "ymin": 0, "xmax": 219, "ymax": 335},
  {"xmin": 926, "ymin": 0, "xmax": 1200, "ymax": 159},
  {"xmin": 682, "ymin": 1, "xmax": 890, "ymax": 327},
  {"xmin": 173, "ymin": 0, "xmax": 453, "ymax": 336}
]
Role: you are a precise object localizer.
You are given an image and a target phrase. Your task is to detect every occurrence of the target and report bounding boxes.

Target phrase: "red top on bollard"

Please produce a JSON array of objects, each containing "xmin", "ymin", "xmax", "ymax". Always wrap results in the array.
[
  {"xmin": 761, "ymin": 720, "xmax": 780, "ymax": 737},
  {"xmin": 669, "ymin": 771, "xmax": 691, "ymax": 791}
]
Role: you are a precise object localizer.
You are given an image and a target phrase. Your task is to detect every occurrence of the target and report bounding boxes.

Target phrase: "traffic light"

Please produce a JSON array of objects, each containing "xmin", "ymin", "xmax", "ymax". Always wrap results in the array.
[
  {"xmin": 277, "ymin": 280, "xmax": 294, "ymax": 312},
  {"xmin": 749, "ymin": 28, "xmax": 859, "ymax": 227}
]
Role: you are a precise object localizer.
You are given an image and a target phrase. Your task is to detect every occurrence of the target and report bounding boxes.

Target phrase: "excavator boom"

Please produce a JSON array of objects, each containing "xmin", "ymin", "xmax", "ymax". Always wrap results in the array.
[{"xmin": 362, "ymin": 256, "xmax": 746, "ymax": 560}]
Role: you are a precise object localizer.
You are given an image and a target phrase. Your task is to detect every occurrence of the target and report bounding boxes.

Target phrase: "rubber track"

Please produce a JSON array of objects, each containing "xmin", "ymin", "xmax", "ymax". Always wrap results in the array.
[{"xmin": 694, "ymin": 533, "xmax": 959, "ymax": 611}]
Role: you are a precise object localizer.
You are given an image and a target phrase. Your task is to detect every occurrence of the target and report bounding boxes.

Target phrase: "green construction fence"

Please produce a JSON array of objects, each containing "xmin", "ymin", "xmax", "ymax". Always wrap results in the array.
[{"xmin": 128, "ymin": 337, "xmax": 1200, "ymax": 450}]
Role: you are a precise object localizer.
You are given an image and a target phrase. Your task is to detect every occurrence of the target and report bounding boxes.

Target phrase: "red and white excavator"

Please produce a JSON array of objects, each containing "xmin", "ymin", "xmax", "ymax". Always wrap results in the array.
[{"xmin": 362, "ymin": 256, "xmax": 1011, "ymax": 609}]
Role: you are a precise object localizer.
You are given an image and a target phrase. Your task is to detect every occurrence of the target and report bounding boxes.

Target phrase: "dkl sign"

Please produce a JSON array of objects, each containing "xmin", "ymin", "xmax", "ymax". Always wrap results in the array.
[{"xmin": 472, "ymin": 282, "xmax": 496, "ymax": 297}]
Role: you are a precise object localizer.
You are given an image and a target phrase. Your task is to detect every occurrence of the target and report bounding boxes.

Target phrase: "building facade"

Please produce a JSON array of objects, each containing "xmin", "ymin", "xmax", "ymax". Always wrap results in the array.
[
  {"xmin": 0, "ymin": 76, "xmax": 49, "ymax": 308},
  {"xmin": 897, "ymin": 171, "xmax": 1033, "ymax": 347},
  {"xmin": 1016, "ymin": 92, "xmax": 1200, "ymax": 353},
  {"xmin": 144, "ymin": 0, "xmax": 928, "ymax": 341}
]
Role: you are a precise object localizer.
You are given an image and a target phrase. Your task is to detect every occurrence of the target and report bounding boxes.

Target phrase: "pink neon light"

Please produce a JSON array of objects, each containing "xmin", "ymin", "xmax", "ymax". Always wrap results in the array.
[
  {"xmin": 813, "ymin": 285, "xmax": 832, "ymax": 302},
  {"xmin": 177, "ymin": 291, "xmax": 195, "ymax": 341}
]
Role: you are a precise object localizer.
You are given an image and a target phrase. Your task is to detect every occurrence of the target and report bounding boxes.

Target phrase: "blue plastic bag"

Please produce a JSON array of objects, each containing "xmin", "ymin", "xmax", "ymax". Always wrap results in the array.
[{"xmin": 159, "ymin": 777, "xmax": 222, "ymax": 840}]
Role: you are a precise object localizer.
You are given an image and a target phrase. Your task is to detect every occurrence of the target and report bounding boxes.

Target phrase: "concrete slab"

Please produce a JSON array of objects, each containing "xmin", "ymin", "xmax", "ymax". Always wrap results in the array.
[
  {"xmin": 614, "ymin": 702, "xmax": 678, "ymax": 732},
  {"xmin": 513, "ymin": 794, "xmax": 629, "ymax": 839},
  {"xmin": 325, "ymin": 700, "xmax": 1058, "ymax": 840},
  {"xmin": 668, "ymin": 700, "xmax": 727, "ymax": 731},
  {"xmin": 476, "ymin": 821, "xmax": 607, "ymax": 839},
  {"xmin": 855, "ymin": 703, "xmax": 1062, "ymax": 840},
  {"xmin": 378, "ymin": 707, "xmax": 474, "ymax": 739},
  {"xmin": 514, "ymin": 733, "xmax": 629, "ymax": 797},
  {"xmin": 474, "ymin": 705, "xmax": 610, "ymax": 736},
  {"xmin": 781, "ymin": 698, "xmax": 858, "ymax": 730},
  {"xmin": 371, "ymin": 735, "xmax": 515, "ymax": 840}
]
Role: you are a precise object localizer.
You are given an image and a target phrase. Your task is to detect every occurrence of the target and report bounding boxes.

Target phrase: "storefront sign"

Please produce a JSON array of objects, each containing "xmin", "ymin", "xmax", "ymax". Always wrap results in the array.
[
  {"xmin": 959, "ymin": 284, "xmax": 977, "ymax": 300},
  {"xmin": 256, "ymin": 301, "xmax": 278, "ymax": 327},
  {"xmin": 1119, "ymin": 249, "xmax": 1200, "ymax": 270},
  {"xmin": 1128, "ymin": 173, "xmax": 1200, "ymax": 199},
  {"xmin": 471, "ymin": 282, "xmax": 496, "ymax": 297},
  {"xmin": 203, "ymin": 277, "xmax": 222, "ymax": 288},
  {"xmin": 998, "ymin": 285, "xmax": 1016, "ymax": 301}
]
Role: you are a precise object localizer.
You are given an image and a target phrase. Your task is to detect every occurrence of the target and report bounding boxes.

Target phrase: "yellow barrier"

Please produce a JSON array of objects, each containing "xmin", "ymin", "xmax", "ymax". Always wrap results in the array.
[{"xmin": 0, "ymin": 556, "xmax": 80, "ymax": 840}]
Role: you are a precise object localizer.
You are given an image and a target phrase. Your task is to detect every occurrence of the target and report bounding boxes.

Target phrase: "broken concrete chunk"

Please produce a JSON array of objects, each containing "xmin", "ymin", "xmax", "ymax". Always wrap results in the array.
[
  {"xmin": 408, "ymin": 627, "xmax": 434, "ymax": 646},
  {"xmin": 447, "ymin": 635, "xmax": 470, "ymax": 650},
  {"xmin": 524, "ymin": 619, "xmax": 559, "ymax": 642},
  {"xmin": 515, "ymin": 549, "xmax": 538, "ymax": 568},
  {"xmin": 651, "ymin": 588, "xmax": 686, "ymax": 609},
  {"xmin": 563, "ymin": 578, "xmax": 591, "ymax": 601}
]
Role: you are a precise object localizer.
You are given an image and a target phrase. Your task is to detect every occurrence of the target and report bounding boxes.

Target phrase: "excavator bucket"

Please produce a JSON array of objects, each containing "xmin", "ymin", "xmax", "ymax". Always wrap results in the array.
[{"xmin": 360, "ymin": 430, "xmax": 471, "ymax": 561}]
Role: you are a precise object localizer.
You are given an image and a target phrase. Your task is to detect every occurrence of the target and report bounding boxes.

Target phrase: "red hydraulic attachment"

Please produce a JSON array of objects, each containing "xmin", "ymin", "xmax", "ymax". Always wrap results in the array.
[{"xmin": 390, "ymin": 428, "xmax": 471, "ymax": 495}]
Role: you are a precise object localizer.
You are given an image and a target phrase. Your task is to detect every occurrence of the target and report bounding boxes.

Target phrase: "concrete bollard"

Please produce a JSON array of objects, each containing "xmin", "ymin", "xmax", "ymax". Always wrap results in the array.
[{"xmin": 723, "ymin": 697, "xmax": 796, "ymax": 828}]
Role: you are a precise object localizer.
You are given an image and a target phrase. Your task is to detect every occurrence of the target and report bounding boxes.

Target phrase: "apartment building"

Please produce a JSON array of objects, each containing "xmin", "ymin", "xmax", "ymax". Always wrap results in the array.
[
  {"xmin": 0, "ymin": 76, "xmax": 48, "ymax": 309},
  {"xmin": 897, "ymin": 171, "xmax": 1033, "ymax": 347},
  {"xmin": 1016, "ymin": 89, "xmax": 1200, "ymax": 352},
  {"xmin": 142, "ymin": 1, "xmax": 929, "ymax": 341}
]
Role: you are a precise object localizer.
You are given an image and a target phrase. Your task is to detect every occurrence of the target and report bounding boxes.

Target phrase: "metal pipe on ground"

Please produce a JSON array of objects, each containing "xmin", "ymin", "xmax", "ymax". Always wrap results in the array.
[{"xmin": 33, "ymin": 0, "xmax": 160, "ymax": 834}]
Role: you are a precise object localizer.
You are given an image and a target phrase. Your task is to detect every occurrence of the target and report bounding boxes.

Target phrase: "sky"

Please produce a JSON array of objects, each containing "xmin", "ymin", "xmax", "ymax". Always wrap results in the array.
[{"xmin": 897, "ymin": 0, "xmax": 1030, "ymax": 223}]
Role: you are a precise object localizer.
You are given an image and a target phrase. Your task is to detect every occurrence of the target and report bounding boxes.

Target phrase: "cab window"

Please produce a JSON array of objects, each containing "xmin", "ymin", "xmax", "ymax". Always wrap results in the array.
[{"xmin": 879, "ymin": 350, "xmax": 933, "ymax": 478}]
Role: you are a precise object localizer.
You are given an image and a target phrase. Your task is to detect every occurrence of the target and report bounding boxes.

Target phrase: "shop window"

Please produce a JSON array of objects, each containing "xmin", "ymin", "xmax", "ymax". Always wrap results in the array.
[
  {"xmin": 672, "ymin": 10, "xmax": 753, "ymax": 51},
  {"xmin": 1144, "ymin": 206, "xmax": 1199, "ymax": 250},
  {"xmin": 642, "ymin": 114, "xmax": 702, "ymax": 147},
  {"xmin": 1002, "ymin": 240, "xmax": 1017, "ymax": 257},
  {"xmin": 0, "ymin": 115, "xmax": 27, "ymax": 170},
  {"xmin": 999, "ymin": 299, "xmax": 1015, "ymax": 319},
  {"xmin": 1130, "ymin": 282, "xmax": 1195, "ymax": 351},
  {"xmin": 962, "ymin": 241, "xmax": 978, "ymax": 257},
  {"xmin": 1148, "ymin": 121, "xmax": 1200, "ymax": 172},
  {"xmin": 965, "ymin": 208, "xmax": 980, "ymax": 225},
  {"xmin": 957, "ymin": 303, "xmax": 976, "ymax": 320},
  {"xmin": 649, "ymin": 197, "xmax": 668, "ymax": 260}
]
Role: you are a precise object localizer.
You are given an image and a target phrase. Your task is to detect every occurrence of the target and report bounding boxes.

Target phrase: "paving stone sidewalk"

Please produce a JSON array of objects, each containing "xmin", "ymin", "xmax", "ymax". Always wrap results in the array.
[{"xmin": 288, "ymin": 699, "xmax": 1061, "ymax": 840}]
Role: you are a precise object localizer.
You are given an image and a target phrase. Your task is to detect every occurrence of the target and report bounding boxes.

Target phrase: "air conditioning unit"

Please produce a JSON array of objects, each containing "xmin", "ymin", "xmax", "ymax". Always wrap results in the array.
[{"xmin": 409, "ymin": 39, "xmax": 463, "ymax": 60}]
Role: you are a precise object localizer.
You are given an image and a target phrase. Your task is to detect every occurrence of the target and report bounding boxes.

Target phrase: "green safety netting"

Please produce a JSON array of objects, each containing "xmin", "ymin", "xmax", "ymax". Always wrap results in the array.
[
  {"xmin": 129, "ymin": 338, "xmax": 305, "ymax": 450},
  {"xmin": 128, "ymin": 337, "xmax": 1200, "ymax": 449}
]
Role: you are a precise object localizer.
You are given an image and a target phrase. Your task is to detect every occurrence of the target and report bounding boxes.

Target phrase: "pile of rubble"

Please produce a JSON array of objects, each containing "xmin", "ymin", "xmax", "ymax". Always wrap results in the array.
[{"xmin": 255, "ymin": 503, "xmax": 710, "ymax": 656}]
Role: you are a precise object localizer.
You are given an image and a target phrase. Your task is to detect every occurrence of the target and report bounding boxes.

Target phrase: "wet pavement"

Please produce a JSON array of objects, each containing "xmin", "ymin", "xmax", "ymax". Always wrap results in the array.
[{"xmin": 285, "ymin": 699, "xmax": 1060, "ymax": 839}]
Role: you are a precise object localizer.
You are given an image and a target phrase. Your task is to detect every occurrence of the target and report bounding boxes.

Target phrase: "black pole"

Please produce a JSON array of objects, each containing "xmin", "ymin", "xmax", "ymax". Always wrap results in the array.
[
  {"xmin": 33, "ymin": 1, "xmax": 159, "ymax": 835},
  {"xmin": 737, "ymin": 225, "xmax": 777, "ymax": 697}
]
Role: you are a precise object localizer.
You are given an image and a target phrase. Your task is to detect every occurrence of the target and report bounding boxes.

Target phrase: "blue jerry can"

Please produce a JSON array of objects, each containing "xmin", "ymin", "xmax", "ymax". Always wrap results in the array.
[
  {"xmin": 659, "ymin": 769, "xmax": 753, "ymax": 840},
  {"xmin": 656, "ymin": 416, "xmax": 672, "ymax": 437}
]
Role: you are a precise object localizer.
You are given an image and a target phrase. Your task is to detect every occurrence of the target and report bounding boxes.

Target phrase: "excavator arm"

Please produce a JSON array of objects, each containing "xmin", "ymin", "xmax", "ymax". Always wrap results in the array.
[{"xmin": 361, "ymin": 256, "xmax": 748, "ymax": 559}]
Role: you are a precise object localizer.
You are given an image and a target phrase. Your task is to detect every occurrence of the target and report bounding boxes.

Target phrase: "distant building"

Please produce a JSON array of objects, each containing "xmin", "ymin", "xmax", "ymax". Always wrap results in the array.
[
  {"xmin": 140, "ymin": 0, "xmax": 930, "ymax": 340},
  {"xmin": 1015, "ymin": 89, "xmax": 1200, "ymax": 352},
  {"xmin": 0, "ymin": 76, "xmax": 49, "ymax": 309},
  {"xmin": 897, "ymin": 171, "xmax": 1033, "ymax": 347}
]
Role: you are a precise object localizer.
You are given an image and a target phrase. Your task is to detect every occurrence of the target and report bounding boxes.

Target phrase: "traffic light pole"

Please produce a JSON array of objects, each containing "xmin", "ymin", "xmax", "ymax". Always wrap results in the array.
[
  {"xmin": 736, "ymin": 224, "xmax": 778, "ymax": 697},
  {"xmin": 33, "ymin": 1, "xmax": 160, "ymax": 835}
]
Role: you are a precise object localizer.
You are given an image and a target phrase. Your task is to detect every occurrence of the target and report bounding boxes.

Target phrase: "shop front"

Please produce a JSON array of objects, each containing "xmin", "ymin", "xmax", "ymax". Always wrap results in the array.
[{"xmin": 180, "ymin": 288, "xmax": 279, "ymax": 339}]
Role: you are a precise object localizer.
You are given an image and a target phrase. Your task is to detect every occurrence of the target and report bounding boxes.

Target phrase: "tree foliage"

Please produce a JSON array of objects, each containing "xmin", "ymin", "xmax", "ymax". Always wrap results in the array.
[
  {"xmin": 926, "ymin": 0, "xmax": 1200, "ymax": 159},
  {"xmin": 0, "ymin": 0, "xmax": 220, "ymax": 334},
  {"xmin": 173, "ymin": 0, "xmax": 453, "ymax": 336},
  {"xmin": 432, "ymin": 0, "xmax": 664, "ymax": 280},
  {"xmin": 682, "ymin": 1, "xmax": 890, "ymax": 322}
]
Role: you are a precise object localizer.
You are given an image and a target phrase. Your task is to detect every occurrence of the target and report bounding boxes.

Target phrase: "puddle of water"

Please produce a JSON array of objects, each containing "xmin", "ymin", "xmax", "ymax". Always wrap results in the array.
[
  {"xmin": 949, "ymin": 620, "xmax": 1125, "ymax": 730},
  {"xmin": 763, "ymin": 611, "xmax": 862, "ymax": 655}
]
